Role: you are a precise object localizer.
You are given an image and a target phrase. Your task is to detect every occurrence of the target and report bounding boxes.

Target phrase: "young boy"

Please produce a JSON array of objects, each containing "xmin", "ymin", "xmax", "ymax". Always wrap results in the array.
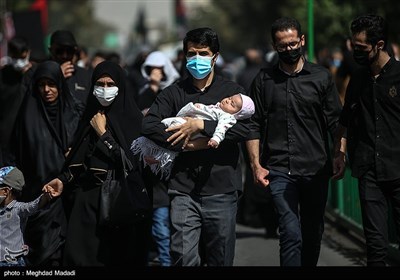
[{"xmin": 0, "ymin": 166, "xmax": 63, "ymax": 266}]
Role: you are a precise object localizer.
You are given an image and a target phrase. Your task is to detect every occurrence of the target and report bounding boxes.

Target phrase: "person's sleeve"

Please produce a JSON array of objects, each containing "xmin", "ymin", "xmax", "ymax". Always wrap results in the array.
[
  {"xmin": 338, "ymin": 74, "xmax": 358, "ymax": 128},
  {"xmin": 246, "ymin": 72, "xmax": 264, "ymax": 141},
  {"xmin": 141, "ymin": 87, "xmax": 185, "ymax": 152},
  {"xmin": 322, "ymin": 70, "xmax": 343, "ymax": 138},
  {"xmin": 211, "ymin": 112, "xmax": 237, "ymax": 144},
  {"xmin": 96, "ymin": 130, "xmax": 122, "ymax": 163},
  {"xmin": 17, "ymin": 195, "xmax": 43, "ymax": 217}
]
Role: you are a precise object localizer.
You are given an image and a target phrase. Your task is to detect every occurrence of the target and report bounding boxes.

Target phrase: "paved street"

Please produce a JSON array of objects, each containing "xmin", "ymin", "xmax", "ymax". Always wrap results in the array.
[{"xmin": 234, "ymin": 221, "xmax": 366, "ymax": 266}]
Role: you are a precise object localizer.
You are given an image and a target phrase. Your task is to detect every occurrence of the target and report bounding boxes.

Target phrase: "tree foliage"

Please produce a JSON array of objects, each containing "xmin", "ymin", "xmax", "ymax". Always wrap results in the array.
[
  {"xmin": 190, "ymin": 0, "xmax": 400, "ymax": 58},
  {"xmin": 5, "ymin": 0, "xmax": 115, "ymax": 51},
  {"xmin": 47, "ymin": 0, "xmax": 115, "ymax": 50}
]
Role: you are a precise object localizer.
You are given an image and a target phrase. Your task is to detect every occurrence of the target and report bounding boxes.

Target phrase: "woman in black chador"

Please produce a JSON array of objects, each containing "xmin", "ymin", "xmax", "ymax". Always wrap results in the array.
[
  {"xmin": 16, "ymin": 60, "xmax": 81, "ymax": 266},
  {"xmin": 49, "ymin": 61, "xmax": 152, "ymax": 266}
]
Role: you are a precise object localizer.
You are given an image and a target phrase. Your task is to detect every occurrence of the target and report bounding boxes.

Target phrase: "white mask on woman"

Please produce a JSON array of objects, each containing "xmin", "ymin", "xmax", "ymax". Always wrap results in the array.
[{"xmin": 93, "ymin": 86, "xmax": 119, "ymax": 107}]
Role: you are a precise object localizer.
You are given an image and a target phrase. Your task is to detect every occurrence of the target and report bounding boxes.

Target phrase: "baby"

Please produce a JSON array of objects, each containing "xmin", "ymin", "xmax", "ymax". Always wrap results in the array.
[{"xmin": 131, "ymin": 93, "xmax": 255, "ymax": 179}]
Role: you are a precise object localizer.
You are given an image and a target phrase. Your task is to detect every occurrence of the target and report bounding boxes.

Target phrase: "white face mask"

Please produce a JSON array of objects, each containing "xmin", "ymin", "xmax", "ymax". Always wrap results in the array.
[
  {"xmin": 93, "ymin": 86, "xmax": 119, "ymax": 107},
  {"xmin": 0, "ymin": 195, "xmax": 6, "ymax": 205},
  {"xmin": 11, "ymin": 56, "xmax": 30, "ymax": 71}
]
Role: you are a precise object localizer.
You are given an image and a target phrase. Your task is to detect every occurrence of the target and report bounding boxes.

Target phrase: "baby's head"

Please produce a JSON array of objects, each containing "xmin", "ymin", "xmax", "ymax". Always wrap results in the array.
[{"xmin": 220, "ymin": 93, "xmax": 255, "ymax": 120}]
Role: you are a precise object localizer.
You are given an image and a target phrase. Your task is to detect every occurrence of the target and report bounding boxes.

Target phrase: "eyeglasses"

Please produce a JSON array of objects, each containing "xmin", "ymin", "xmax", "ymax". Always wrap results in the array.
[{"xmin": 275, "ymin": 39, "xmax": 301, "ymax": 52}]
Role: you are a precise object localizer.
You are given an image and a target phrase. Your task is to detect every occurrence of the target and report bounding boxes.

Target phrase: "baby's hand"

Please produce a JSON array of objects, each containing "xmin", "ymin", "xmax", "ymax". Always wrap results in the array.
[{"xmin": 208, "ymin": 139, "xmax": 219, "ymax": 149}]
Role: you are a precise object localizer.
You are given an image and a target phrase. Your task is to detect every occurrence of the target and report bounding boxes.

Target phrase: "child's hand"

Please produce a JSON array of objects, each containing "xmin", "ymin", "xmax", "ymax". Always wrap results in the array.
[
  {"xmin": 208, "ymin": 139, "xmax": 219, "ymax": 149},
  {"xmin": 42, "ymin": 178, "xmax": 64, "ymax": 198}
]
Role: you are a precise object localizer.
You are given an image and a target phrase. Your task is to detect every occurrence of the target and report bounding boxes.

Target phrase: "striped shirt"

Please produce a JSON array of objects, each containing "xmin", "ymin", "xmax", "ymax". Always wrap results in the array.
[{"xmin": 0, "ymin": 195, "xmax": 42, "ymax": 263}]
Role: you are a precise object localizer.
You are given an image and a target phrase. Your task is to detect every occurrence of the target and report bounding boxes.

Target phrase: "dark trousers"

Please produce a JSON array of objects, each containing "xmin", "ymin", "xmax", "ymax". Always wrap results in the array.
[
  {"xmin": 358, "ymin": 169, "xmax": 400, "ymax": 266},
  {"xmin": 268, "ymin": 169, "xmax": 329, "ymax": 266},
  {"xmin": 168, "ymin": 189, "xmax": 238, "ymax": 266}
]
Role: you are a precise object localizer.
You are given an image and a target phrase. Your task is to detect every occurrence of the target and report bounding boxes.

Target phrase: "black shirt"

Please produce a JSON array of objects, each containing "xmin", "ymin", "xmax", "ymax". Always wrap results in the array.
[
  {"xmin": 339, "ymin": 58, "xmax": 400, "ymax": 181},
  {"xmin": 141, "ymin": 75, "xmax": 251, "ymax": 195},
  {"xmin": 248, "ymin": 60, "xmax": 342, "ymax": 176}
]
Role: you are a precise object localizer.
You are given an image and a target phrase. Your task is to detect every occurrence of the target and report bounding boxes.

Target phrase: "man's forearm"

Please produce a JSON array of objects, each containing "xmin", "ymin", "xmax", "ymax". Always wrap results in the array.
[{"xmin": 246, "ymin": 139, "xmax": 261, "ymax": 170}]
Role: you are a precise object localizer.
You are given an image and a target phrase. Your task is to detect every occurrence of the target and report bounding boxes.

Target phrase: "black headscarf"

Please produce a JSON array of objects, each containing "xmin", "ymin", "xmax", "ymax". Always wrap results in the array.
[
  {"xmin": 16, "ymin": 61, "xmax": 81, "ymax": 197},
  {"xmin": 66, "ymin": 60, "xmax": 144, "ymax": 170},
  {"xmin": 64, "ymin": 61, "xmax": 151, "ymax": 223}
]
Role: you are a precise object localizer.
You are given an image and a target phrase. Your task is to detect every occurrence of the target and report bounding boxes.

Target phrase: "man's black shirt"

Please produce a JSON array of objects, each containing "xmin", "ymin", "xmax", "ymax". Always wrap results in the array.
[
  {"xmin": 248, "ymin": 60, "xmax": 342, "ymax": 176},
  {"xmin": 339, "ymin": 58, "xmax": 400, "ymax": 181},
  {"xmin": 141, "ymin": 75, "xmax": 251, "ymax": 195}
]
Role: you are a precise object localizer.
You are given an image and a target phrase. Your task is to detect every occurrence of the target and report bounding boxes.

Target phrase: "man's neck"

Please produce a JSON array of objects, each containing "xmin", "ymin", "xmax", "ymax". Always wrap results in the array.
[
  {"xmin": 279, "ymin": 57, "xmax": 305, "ymax": 75},
  {"xmin": 370, "ymin": 51, "xmax": 391, "ymax": 76},
  {"xmin": 193, "ymin": 71, "xmax": 214, "ymax": 91}
]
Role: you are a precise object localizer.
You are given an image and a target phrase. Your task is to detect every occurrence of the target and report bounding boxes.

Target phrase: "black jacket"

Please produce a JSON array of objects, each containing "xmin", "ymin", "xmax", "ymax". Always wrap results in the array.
[{"xmin": 142, "ymin": 75, "xmax": 251, "ymax": 195}]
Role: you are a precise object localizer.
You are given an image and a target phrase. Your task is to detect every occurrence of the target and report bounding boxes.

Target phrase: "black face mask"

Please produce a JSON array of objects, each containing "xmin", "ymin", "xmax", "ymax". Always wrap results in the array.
[
  {"xmin": 278, "ymin": 47, "xmax": 302, "ymax": 65},
  {"xmin": 353, "ymin": 48, "xmax": 375, "ymax": 66}
]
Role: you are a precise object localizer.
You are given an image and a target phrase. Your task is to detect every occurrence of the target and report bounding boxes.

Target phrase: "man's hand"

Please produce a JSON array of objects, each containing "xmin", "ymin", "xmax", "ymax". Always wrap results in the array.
[
  {"xmin": 332, "ymin": 151, "xmax": 346, "ymax": 180},
  {"xmin": 21, "ymin": 62, "xmax": 33, "ymax": 74},
  {"xmin": 253, "ymin": 165, "xmax": 270, "ymax": 187},
  {"xmin": 60, "ymin": 61, "xmax": 75, "ymax": 78},
  {"xmin": 166, "ymin": 117, "xmax": 204, "ymax": 149}
]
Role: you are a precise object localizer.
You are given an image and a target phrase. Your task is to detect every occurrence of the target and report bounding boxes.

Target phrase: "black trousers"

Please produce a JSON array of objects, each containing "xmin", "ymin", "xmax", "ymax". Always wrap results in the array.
[{"xmin": 358, "ymin": 169, "xmax": 400, "ymax": 266}]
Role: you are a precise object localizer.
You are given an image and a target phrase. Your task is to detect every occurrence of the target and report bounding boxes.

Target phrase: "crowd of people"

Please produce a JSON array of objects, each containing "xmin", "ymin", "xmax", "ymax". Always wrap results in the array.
[{"xmin": 1, "ymin": 14, "xmax": 400, "ymax": 268}]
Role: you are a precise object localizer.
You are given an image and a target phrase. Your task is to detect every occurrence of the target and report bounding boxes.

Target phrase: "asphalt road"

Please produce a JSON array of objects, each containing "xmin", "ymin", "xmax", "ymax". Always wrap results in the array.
[{"xmin": 234, "ymin": 221, "xmax": 366, "ymax": 266}]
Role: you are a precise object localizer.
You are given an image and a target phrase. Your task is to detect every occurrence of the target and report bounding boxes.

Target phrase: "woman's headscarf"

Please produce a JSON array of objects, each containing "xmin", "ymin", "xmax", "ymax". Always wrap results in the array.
[
  {"xmin": 141, "ymin": 51, "xmax": 180, "ymax": 90},
  {"xmin": 65, "ymin": 61, "xmax": 151, "ymax": 218},
  {"xmin": 16, "ymin": 60, "xmax": 81, "ymax": 197},
  {"xmin": 72, "ymin": 60, "xmax": 143, "ymax": 155}
]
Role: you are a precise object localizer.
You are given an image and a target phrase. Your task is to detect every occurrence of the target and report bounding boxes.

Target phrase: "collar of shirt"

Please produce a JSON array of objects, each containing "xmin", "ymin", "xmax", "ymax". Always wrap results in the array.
[
  {"xmin": 279, "ymin": 57, "xmax": 305, "ymax": 76},
  {"xmin": 2, "ymin": 199, "xmax": 17, "ymax": 210}
]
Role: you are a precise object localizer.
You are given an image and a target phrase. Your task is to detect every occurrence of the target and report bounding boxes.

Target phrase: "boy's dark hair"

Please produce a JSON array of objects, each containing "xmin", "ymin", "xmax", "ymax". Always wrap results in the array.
[
  {"xmin": 8, "ymin": 36, "xmax": 29, "ymax": 57},
  {"xmin": 271, "ymin": 17, "xmax": 302, "ymax": 43},
  {"xmin": 11, "ymin": 188, "xmax": 22, "ymax": 200},
  {"xmin": 183, "ymin": 27, "xmax": 220, "ymax": 55},
  {"xmin": 350, "ymin": 14, "xmax": 388, "ymax": 50}
]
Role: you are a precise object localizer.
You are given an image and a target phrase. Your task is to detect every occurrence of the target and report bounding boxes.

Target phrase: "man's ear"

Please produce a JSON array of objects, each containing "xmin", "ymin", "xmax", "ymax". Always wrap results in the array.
[
  {"xmin": 213, "ymin": 52, "xmax": 219, "ymax": 64},
  {"xmin": 377, "ymin": 40, "xmax": 385, "ymax": 50}
]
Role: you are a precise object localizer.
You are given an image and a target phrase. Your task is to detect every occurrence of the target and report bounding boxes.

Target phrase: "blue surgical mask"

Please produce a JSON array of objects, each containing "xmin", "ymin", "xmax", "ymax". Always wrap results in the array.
[{"xmin": 186, "ymin": 55, "xmax": 214, "ymax": 79}]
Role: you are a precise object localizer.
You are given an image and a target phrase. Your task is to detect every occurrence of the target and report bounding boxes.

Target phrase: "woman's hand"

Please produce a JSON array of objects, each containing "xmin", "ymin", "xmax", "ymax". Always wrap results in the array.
[
  {"xmin": 90, "ymin": 111, "xmax": 107, "ymax": 136},
  {"xmin": 42, "ymin": 178, "xmax": 64, "ymax": 199}
]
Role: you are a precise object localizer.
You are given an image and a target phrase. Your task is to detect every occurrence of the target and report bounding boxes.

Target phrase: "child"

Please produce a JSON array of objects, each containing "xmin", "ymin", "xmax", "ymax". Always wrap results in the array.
[
  {"xmin": 131, "ymin": 93, "xmax": 255, "ymax": 179},
  {"xmin": 0, "ymin": 166, "xmax": 63, "ymax": 267}
]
